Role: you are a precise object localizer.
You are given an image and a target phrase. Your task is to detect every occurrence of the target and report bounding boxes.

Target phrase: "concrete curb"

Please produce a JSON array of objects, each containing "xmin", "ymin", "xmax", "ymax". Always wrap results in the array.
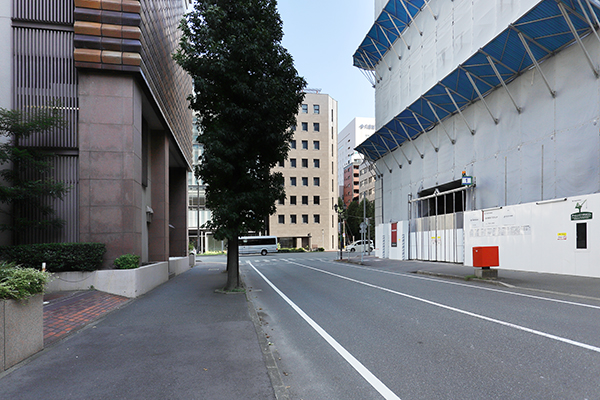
[
  {"xmin": 244, "ymin": 280, "xmax": 290, "ymax": 400},
  {"xmin": 415, "ymin": 270, "xmax": 514, "ymax": 288}
]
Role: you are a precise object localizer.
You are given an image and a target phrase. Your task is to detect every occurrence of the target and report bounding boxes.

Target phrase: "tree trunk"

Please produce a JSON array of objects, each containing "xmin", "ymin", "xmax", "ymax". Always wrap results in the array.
[{"xmin": 224, "ymin": 235, "xmax": 240, "ymax": 290}]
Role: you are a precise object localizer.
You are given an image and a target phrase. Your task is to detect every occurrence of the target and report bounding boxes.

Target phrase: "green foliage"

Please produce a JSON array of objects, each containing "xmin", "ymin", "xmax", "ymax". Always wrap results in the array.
[
  {"xmin": 345, "ymin": 198, "xmax": 375, "ymax": 243},
  {"xmin": 0, "ymin": 243, "xmax": 106, "ymax": 272},
  {"xmin": 0, "ymin": 105, "xmax": 71, "ymax": 238},
  {"xmin": 114, "ymin": 254, "xmax": 140, "ymax": 270},
  {"xmin": 277, "ymin": 248, "xmax": 306, "ymax": 253},
  {"xmin": 0, "ymin": 261, "xmax": 51, "ymax": 300},
  {"xmin": 174, "ymin": 0, "xmax": 306, "ymax": 242}
]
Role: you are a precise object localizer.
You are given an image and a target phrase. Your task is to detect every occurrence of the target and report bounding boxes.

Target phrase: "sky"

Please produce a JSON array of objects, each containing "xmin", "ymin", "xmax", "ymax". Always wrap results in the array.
[{"xmin": 276, "ymin": 1, "xmax": 376, "ymax": 130}]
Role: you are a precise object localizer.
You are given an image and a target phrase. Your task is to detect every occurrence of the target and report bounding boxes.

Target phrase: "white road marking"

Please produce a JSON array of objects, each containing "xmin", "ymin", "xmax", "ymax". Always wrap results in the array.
[
  {"xmin": 287, "ymin": 261, "xmax": 600, "ymax": 354},
  {"xmin": 248, "ymin": 262, "xmax": 401, "ymax": 400},
  {"xmin": 323, "ymin": 260, "xmax": 600, "ymax": 311}
]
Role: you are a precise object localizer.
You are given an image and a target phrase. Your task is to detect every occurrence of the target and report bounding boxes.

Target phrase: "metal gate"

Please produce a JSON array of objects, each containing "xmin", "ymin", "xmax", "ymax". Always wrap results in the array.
[{"xmin": 408, "ymin": 185, "xmax": 476, "ymax": 263}]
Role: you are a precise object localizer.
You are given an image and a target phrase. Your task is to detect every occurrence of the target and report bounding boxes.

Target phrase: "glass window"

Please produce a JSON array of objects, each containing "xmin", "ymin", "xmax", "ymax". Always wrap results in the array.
[
  {"xmin": 278, "ymin": 198, "xmax": 285, "ymax": 205},
  {"xmin": 313, "ymin": 123, "xmax": 320, "ymax": 132},
  {"xmin": 314, "ymin": 214, "xmax": 320, "ymax": 224},
  {"xmin": 290, "ymin": 177, "xmax": 296, "ymax": 186},
  {"xmin": 302, "ymin": 195, "xmax": 308, "ymax": 205},
  {"xmin": 290, "ymin": 158, "xmax": 296, "ymax": 168},
  {"xmin": 278, "ymin": 160, "xmax": 284, "ymax": 167},
  {"xmin": 301, "ymin": 104, "xmax": 308, "ymax": 113},
  {"xmin": 302, "ymin": 177, "xmax": 308, "ymax": 186},
  {"xmin": 313, "ymin": 104, "xmax": 320, "ymax": 114},
  {"xmin": 314, "ymin": 159, "xmax": 320, "ymax": 168},
  {"xmin": 290, "ymin": 195, "xmax": 297, "ymax": 205},
  {"xmin": 302, "ymin": 122, "xmax": 308, "ymax": 131},
  {"xmin": 314, "ymin": 196, "xmax": 320, "ymax": 205},
  {"xmin": 302, "ymin": 140, "xmax": 308, "ymax": 149},
  {"xmin": 291, "ymin": 140, "xmax": 296, "ymax": 149},
  {"xmin": 291, "ymin": 124, "xmax": 296, "ymax": 131},
  {"xmin": 302, "ymin": 214, "xmax": 308, "ymax": 224},
  {"xmin": 291, "ymin": 214, "xmax": 297, "ymax": 224},
  {"xmin": 313, "ymin": 141, "xmax": 320, "ymax": 150},
  {"xmin": 301, "ymin": 158, "xmax": 308, "ymax": 168},
  {"xmin": 278, "ymin": 215, "xmax": 285, "ymax": 224},
  {"xmin": 314, "ymin": 177, "xmax": 320, "ymax": 186}
]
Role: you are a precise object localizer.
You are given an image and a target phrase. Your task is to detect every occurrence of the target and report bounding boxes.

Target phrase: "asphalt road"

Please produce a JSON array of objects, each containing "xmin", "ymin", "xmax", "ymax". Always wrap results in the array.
[{"xmin": 240, "ymin": 252, "xmax": 600, "ymax": 400}]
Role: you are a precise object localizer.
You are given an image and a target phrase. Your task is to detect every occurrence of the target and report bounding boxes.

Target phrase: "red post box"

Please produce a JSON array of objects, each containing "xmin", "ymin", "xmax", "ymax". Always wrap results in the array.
[{"xmin": 473, "ymin": 246, "xmax": 499, "ymax": 268}]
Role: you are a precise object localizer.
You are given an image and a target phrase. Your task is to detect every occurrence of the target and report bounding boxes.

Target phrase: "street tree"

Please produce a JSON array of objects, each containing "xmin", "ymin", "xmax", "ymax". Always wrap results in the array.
[
  {"xmin": 175, "ymin": 0, "xmax": 306, "ymax": 290},
  {"xmin": 346, "ymin": 197, "xmax": 375, "ymax": 243},
  {"xmin": 0, "ymin": 106, "xmax": 71, "ymax": 243}
]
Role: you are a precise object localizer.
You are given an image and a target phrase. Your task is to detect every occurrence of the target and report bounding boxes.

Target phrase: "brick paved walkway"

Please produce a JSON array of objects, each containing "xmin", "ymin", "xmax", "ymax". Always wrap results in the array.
[{"xmin": 43, "ymin": 291, "xmax": 130, "ymax": 346}]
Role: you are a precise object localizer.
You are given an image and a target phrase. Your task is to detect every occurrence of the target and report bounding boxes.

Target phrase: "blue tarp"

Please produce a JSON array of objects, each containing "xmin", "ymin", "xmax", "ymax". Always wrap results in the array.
[{"xmin": 355, "ymin": 0, "xmax": 600, "ymax": 162}]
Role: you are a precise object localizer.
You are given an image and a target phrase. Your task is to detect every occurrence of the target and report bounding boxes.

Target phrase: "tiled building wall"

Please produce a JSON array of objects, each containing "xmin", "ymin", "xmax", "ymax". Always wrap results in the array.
[{"xmin": 140, "ymin": 0, "xmax": 193, "ymax": 167}]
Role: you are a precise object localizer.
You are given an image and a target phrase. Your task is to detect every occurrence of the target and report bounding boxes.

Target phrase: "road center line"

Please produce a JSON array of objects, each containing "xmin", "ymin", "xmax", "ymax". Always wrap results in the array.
[
  {"xmin": 322, "ymin": 260, "xmax": 600, "ymax": 311},
  {"xmin": 248, "ymin": 262, "xmax": 401, "ymax": 400},
  {"xmin": 287, "ymin": 261, "xmax": 600, "ymax": 354}
]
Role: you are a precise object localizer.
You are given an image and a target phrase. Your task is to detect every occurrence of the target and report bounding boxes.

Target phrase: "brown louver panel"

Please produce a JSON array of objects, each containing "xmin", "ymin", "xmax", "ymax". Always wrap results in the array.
[
  {"xmin": 13, "ymin": 28, "xmax": 78, "ymax": 149},
  {"xmin": 18, "ymin": 155, "xmax": 79, "ymax": 244},
  {"xmin": 13, "ymin": 0, "xmax": 74, "ymax": 25},
  {"xmin": 12, "ymin": 0, "xmax": 80, "ymax": 243}
]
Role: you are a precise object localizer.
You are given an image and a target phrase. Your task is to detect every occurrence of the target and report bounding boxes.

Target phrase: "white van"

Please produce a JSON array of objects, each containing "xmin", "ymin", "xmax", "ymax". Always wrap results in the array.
[
  {"xmin": 346, "ymin": 240, "xmax": 374, "ymax": 252},
  {"xmin": 238, "ymin": 236, "xmax": 278, "ymax": 256}
]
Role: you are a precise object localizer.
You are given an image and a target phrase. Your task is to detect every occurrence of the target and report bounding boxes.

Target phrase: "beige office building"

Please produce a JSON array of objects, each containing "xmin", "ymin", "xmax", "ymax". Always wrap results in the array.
[{"xmin": 269, "ymin": 91, "xmax": 338, "ymax": 251}]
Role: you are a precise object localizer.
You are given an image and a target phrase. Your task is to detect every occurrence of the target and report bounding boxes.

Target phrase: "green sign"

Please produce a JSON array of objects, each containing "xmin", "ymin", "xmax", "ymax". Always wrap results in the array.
[{"xmin": 571, "ymin": 212, "xmax": 593, "ymax": 221}]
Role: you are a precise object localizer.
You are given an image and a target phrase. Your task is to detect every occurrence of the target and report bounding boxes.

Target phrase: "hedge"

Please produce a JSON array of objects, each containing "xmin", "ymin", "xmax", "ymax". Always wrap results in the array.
[{"xmin": 0, "ymin": 243, "xmax": 106, "ymax": 272}]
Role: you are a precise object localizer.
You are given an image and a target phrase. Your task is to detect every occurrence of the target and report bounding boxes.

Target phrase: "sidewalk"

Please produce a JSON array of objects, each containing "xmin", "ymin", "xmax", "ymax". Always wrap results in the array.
[
  {"xmin": 0, "ymin": 262, "xmax": 276, "ymax": 400},
  {"xmin": 343, "ymin": 253, "xmax": 600, "ymax": 301},
  {"xmin": 43, "ymin": 290, "xmax": 130, "ymax": 346}
]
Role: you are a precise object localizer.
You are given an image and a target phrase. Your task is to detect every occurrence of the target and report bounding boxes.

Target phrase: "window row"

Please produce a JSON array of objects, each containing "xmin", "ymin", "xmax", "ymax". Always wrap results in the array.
[
  {"xmin": 292, "ymin": 122, "xmax": 320, "ymax": 132},
  {"xmin": 279, "ymin": 195, "xmax": 320, "ymax": 206},
  {"xmin": 289, "ymin": 177, "xmax": 320, "ymax": 186},
  {"xmin": 290, "ymin": 140, "xmax": 320, "ymax": 150},
  {"xmin": 278, "ymin": 214, "xmax": 321, "ymax": 224},
  {"xmin": 301, "ymin": 104, "xmax": 320, "ymax": 114},
  {"xmin": 288, "ymin": 158, "xmax": 320, "ymax": 168}
]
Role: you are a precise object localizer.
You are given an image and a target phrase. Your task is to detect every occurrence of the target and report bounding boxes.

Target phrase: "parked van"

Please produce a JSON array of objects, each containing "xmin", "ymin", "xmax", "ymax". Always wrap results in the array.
[{"xmin": 346, "ymin": 240, "xmax": 374, "ymax": 252}]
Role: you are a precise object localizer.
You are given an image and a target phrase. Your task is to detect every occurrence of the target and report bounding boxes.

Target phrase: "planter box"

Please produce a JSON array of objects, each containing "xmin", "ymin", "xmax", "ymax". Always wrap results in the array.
[
  {"xmin": 1, "ymin": 294, "xmax": 43, "ymax": 371},
  {"xmin": 94, "ymin": 262, "xmax": 169, "ymax": 298},
  {"xmin": 45, "ymin": 259, "xmax": 191, "ymax": 298},
  {"xmin": 45, "ymin": 271, "xmax": 95, "ymax": 293},
  {"xmin": 169, "ymin": 256, "xmax": 192, "ymax": 276}
]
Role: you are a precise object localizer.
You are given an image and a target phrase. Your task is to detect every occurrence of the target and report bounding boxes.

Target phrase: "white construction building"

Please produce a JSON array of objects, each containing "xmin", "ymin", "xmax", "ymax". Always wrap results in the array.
[{"xmin": 354, "ymin": 0, "xmax": 600, "ymax": 277}]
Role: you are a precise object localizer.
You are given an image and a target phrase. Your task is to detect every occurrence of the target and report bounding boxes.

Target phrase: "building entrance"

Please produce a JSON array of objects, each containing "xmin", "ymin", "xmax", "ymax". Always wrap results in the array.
[{"xmin": 408, "ymin": 180, "xmax": 476, "ymax": 263}]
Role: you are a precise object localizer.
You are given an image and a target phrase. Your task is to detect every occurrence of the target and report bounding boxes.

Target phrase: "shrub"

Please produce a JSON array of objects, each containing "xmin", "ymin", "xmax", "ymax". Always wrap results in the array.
[
  {"xmin": 0, "ymin": 261, "xmax": 51, "ymax": 300},
  {"xmin": 114, "ymin": 254, "xmax": 140, "ymax": 269},
  {"xmin": 277, "ymin": 248, "xmax": 306, "ymax": 253},
  {"xmin": 0, "ymin": 243, "xmax": 105, "ymax": 272}
]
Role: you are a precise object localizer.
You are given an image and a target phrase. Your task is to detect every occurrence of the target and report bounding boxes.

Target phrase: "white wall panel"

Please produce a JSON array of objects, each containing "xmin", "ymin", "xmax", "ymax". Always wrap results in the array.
[
  {"xmin": 520, "ymin": 141, "xmax": 543, "ymax": 205},
  {"xmin": 464, "ymin": 192, "xmax": 600, "ymax": 278},
  {"xmin": 555, "ymin": 124, "xmax": 600, "ymax": 198}
]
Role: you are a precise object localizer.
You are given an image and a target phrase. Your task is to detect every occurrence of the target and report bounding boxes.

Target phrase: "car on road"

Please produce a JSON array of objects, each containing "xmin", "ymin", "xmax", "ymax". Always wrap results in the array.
[{"xmin": 346, "ymin": 240, "xmax": 374, "ymax": 252}]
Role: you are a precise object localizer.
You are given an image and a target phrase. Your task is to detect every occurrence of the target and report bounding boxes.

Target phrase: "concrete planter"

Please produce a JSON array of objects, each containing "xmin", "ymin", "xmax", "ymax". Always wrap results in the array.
[
  {"xmin": 45, "ymin": 271, "xmax": 95, "ymax": 293},
  {"xmin": 45, "ymin": 257, "xmax": 191, "ymax": 298},
  {"xmin": 1, "ymin": 294, "xmax": 43, "ymax": 371},
  {"xmin": 94, "ymin": 262, "xmax": 169, "ymax": 298},
  {"xmin": 169, "ymin": 256, "xmax": 192, "ymax": 276}
]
